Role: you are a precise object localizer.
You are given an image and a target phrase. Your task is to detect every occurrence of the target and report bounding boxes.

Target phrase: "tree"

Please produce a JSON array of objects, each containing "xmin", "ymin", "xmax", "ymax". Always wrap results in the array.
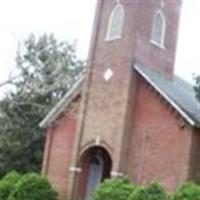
[
  {"xmin": 0, "ymin": 33, "xmax": 85, "ymax": 176},
  {"xmin": 194, "ymin": 75, "xmax": 200, "ymax": 126},
  {"xmin": 194, "ymin": 75, "xmax": 200, "ymax": 103}
]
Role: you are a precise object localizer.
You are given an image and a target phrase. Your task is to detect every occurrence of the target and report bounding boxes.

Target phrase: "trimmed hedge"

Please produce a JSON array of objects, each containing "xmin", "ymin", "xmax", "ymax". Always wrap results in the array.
[
  {"xmin": 128, "ymin": 182, "xmax": 168, "ymax": 200},
  {"xmin": 93, "ymin": 178, "xmax": 136, "ymax": 200},
  {"xmin": 172, "ymin": 182, "xmax": 200, "ymax": 200},
  {"xmin": 2, "ymin": 171, "xmax": 200, "ymax": 200},
  {"xmin": 8, "ymin": 173, "xmax": 57, "ymax": 200},
  {"xmin": 0, "ymin": 171, "xmax": 21, "ymax": 200},
  {"xmin": 93, "ymin": 179, "xmax": 200, "ymax": 200}
]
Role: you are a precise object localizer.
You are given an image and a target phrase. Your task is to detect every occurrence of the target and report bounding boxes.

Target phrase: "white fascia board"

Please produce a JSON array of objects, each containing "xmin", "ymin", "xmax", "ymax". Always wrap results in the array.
[{"xmin": 134, "ymin": 65, "xmax": 196, "ymax": 126}]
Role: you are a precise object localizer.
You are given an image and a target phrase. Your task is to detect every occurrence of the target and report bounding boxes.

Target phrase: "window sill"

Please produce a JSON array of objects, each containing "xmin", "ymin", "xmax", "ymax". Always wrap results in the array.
[
  {"xmin": 105, "ymin": 35, "xmax": 122, "ymax": 42},
  {"xmin": 150, "ymin": 40, "xmax": 165, "ymax": 49}
]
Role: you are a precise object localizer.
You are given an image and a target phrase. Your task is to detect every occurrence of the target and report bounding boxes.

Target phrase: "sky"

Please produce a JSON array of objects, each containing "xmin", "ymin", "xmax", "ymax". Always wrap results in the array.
[
  {"xmin": 175, "ymin": 0, "xmax": 200, "ymax": 82},
  {"xmin": 0, "ymin": 0, "xmax": 199, "ymax": 95}
]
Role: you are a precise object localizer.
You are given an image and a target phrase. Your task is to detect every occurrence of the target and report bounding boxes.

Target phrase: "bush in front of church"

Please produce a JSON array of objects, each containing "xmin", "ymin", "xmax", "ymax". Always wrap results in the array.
[
  {"xmin": 127, "ymin": 181, "xmax": 168, "ymax": 200},
  {"xmin": 93, "ymin": 178, "xmax": 136, "ymax": 200},
  {"xmin": 172, "ymin": 182, "xmax": 200, "ymax": 200},
  {"xmin": 8, "ymin": 173, "xmax": 58, "ymax": 200},
  {"xmin": 0, "ymin": 171, "xmax": 21, "ymax": 200}
]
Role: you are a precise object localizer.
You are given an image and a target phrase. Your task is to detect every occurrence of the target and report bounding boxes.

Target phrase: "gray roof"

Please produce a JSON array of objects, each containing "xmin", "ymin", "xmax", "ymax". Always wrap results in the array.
[
  {"xmin": 39, "ymin": 64, "xmax": 199, "ymax": 129},
  {"xmin": 134, "ymin": 64, "xmax": 200, "ymax": 127},
  {"xmin": 39, "ymin": 76, "xmax": 84, "ymax": 128}
]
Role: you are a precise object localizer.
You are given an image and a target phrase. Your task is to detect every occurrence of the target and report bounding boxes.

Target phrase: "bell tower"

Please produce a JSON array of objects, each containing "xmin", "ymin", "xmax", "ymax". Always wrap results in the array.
[{"xmin": 69, "ymin": 0, "xmax": 182, "ymax": 199}]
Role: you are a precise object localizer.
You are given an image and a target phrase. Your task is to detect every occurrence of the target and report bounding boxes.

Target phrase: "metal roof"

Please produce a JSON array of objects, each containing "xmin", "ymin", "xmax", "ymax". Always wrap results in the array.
[
  {"xmin": 134, "ymin": 63, "xmax": 200, "ymax": 127},
  {"xmin": 39, "ymin": 64, "xmax": 200, "ymax": 129}
]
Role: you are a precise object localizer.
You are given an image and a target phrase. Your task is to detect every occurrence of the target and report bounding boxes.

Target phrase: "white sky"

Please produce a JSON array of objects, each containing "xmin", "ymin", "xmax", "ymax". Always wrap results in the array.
[{"xmin": 0, "ymin": 0, "xmax": 199, "ymax": 95}]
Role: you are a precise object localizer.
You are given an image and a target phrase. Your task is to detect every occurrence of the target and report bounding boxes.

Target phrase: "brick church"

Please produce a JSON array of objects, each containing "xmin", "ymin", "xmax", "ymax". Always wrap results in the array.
[{"xmin": 39, "ymin": 0, "xmax": 200, "ymax": 200}]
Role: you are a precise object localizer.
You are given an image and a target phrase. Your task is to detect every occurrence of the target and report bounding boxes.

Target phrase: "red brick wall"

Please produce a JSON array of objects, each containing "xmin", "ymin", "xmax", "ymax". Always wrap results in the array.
[
  {"xmin": 43, "ymin": 113, "xmax": 77, "ymax": 200},
  {"xmin": 134, "ymin": 0, "xmax": 181, "ymax": 75},
  {"xmin": 188, "ymin": 128, "xmax": 200, "ymax": 182},
  {"xmin": 43, "ymin": 1, "xmax": 184, "ymax": 199},
  {"xmin": 128, "ymin": 76, "xmax": 193, "ymax": 190},
  {"xmin": 79, "ymin": 0, "xmax": 138, "ymax": 171},
  {"xmin": 78, "ymin": 0, "xmax": 181, "ymax": 172}
]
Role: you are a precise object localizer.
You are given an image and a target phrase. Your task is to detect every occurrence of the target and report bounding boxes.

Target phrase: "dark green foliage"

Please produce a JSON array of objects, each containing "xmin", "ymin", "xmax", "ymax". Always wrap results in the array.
[
  {"xmin": 8, "ymin": 173, "xmax": 58, "ymax": 200},
  {"xmin": 127, "ymin": 181, "xmax": 168, "ymax": 200},
  {"xmin": 1, "ymin": 171, "xmax": 21, "ymax": 184},
  {"xmin": 0, "ymin": 171, "xmax": 21, "ymax": 200},
  {"xmin": 194, "ymin": 75, "xmax": 200, "ymax": 103},
  {"xmin": 93, "ymin": 178, "xmax": 136, "ymax": 200},
  {"xmin": 172, "ymin": 182, "xmax": 200, "ymax": 200},
  {"xmin": 0, "ymin": 33, "xmax": 85, "ymax": 176},
  {"xmin": 194, "ymin": 75, "xmax": 200, "ymax": 126},
  {"xmin": 0, "ymin": 94, "xmax": 46, "ymax": 175},
  {"xmin": 14, "ymin": 33, "xmax": 85, "ymax": 98},
  {"xmin": 92, "ymin": 178, "xmax": 200, "ymax": 200}
]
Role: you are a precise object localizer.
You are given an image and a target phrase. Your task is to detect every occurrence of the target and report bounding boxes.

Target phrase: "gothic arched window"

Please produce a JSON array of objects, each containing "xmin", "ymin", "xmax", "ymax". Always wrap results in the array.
[
  {"xmin": 106, "ymin": 4, "xmax": 125, "ymax": 41},
  {"xmin": 151, "ymin": 10, "xmax": 166, "ymax": 48}
]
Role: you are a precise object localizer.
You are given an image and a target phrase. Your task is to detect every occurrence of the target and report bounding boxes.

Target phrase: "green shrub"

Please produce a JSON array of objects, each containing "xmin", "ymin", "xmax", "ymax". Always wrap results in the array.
[
  {"xmin": 172, "ymin": 182, "xmax": 200, "ymax": 200},
  {"xmin": 0, "ymin": 171, "xmax": 21, "ymax": 200},
  {"xmin": 93, "ymin": 178, "xmax": 136, "ymax": 200},
  {"xmin": 128, "ymin": 181, "xmax": 168, "ymax": 200},
  {"xmin": 2, "ymin": 171, "xmax": 21, "ymax": 183},
  {"xmin": 8, "ymin": 173, "xmax": 58, "ymax": 200}
]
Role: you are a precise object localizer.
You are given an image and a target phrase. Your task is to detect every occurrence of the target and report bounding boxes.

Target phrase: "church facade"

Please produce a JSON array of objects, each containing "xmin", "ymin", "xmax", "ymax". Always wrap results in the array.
[{"xmin": 39, "ymin": 1, "xmax": 200, "ymax": 200}]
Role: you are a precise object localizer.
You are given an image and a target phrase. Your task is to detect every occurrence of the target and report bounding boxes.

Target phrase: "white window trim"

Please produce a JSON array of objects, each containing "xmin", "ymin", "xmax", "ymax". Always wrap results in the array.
[
  {"xmin": 150, "ymin": 39, "xmax": 165, "ymax": 49},
  {"xmin": 105, "ymin": 3, "xmax": 124, "ymax": 42},
  {"xmin": 151, "ymin": 10, "xmax": 166, "ymax": 49},
  {"xmin": 105, "ymin": 34, "xmax": 122, "ymax": 42}
]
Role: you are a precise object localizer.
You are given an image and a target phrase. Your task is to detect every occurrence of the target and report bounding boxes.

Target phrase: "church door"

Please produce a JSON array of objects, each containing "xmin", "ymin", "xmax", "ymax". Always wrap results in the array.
[
  {"xmin": 77, "ymin": 147, "xmax": 112, "ymax": 200},
  {"xmin": 85, "ymin": 155, "xmax": 104, "ymax": 200}
]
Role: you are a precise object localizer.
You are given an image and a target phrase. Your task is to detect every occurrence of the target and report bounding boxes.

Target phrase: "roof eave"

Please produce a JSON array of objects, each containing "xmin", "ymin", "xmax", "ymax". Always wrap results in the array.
[
  {"xmin": 39, "ymin": 76, "xmax": 84, "ymax": 129},
  {"xmin": 134, "ymin": 65, "xmax": 196, "ymax": 127}
]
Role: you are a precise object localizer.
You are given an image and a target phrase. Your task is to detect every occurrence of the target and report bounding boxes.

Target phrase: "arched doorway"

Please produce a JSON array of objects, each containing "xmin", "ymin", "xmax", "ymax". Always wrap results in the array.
[{"xmin": 77, "ymin": 146, "xmax": 112, "ymax": 200}]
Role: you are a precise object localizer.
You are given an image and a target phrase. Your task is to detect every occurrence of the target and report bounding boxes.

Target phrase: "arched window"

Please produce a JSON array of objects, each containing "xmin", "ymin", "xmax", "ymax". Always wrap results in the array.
[
  {"xmin": 151, "ymin": 10, "xmax": 166, "ymax": 48},
  {"xmin": 106, "ymin": 4, "xmax": 125, "ymax": 41}
]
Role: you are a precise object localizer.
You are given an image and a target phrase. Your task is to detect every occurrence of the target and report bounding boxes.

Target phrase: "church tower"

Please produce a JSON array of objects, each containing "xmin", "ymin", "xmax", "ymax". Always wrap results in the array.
[{"xmin": 68, "ymin": 0, "xmax": 182, "ymax": 199}]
